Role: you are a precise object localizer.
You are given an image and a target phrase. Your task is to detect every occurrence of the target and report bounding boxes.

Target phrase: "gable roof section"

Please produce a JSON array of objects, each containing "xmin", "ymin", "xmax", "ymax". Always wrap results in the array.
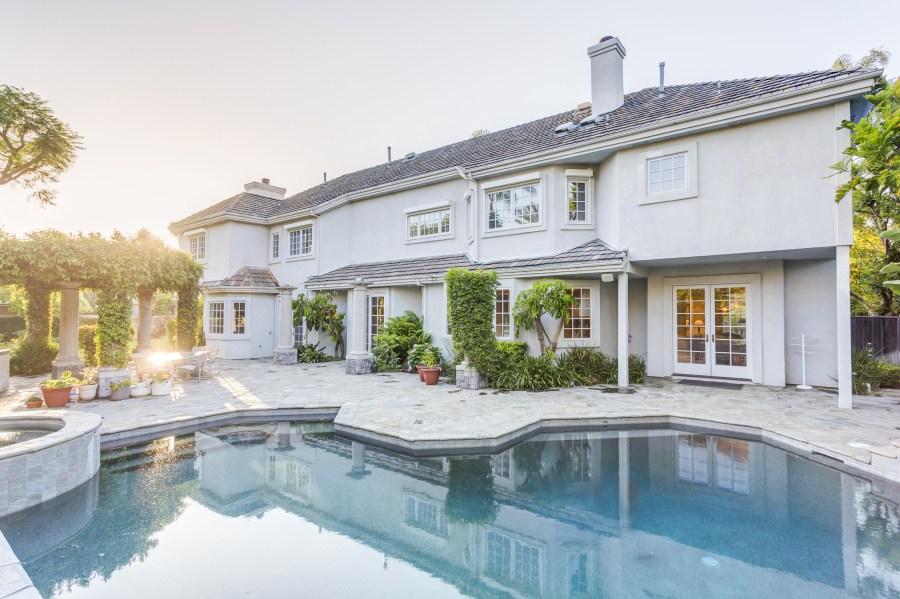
[
  {"xmin": 305, "ymin": 238, "xmax": 625, "ymax": 286},
  {"xmin": 203, "ymin": 266, "xmax": 281, "ymax": 289},
  {"xmin": 172, "ymin": 68, "xmax": 878, "ymax": 230}
]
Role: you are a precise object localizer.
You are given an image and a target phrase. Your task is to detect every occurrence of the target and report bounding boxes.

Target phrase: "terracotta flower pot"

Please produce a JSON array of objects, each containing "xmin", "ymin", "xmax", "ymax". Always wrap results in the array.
[
  {"xmin": 421, "ymin": 367, "xmax": 441, "ymax": 385},
  {"xmin": 26, "ymin": 400, "xmax": 42, "ymax": 409},
  {"xmin": 417, "ymin": 364, "xmax": 426, "ymax": 382},
  {"xmin": 41, "ymin": 387, "xmax": 73, "ymax": 408}
]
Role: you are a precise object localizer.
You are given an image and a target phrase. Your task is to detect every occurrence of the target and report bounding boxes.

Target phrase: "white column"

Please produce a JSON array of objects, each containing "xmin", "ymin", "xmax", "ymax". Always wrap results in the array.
[
  {"xmin": 273, "ymin": 287, "xmax": 298, "ymax": 365},
  {"xmin": 52, "ymin": 280, "xmax": 85, "ymax": 378},
  {"xmin": 836, "ymin": 245, "xmax": 852, "ymax": 408},
  {"xmin": 346, "ymin": 281, "xmax": 372, "ymax": 374},
  {"xmin": 618, "ymin": 272, "xmax": 629, "ymax": 388},
  {"xmin": 136, "ymin": 291, "xmax": 153, "ymax": 353}
]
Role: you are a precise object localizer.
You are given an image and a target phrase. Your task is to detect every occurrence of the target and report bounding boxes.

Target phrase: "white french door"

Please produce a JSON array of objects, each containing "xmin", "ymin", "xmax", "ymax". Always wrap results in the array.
[
  {"xmin": 674, "ymin": 284, "xmax": 750, "ymax": 379},
  {"xmin": 366, "ymin": 295, "xmax": 385, "ymax": 351}
]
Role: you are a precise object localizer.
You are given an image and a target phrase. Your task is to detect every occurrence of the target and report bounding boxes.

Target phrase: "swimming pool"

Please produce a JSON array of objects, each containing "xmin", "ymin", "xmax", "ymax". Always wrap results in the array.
[{"xmin": 2, "ymin": 422, "xmax": 898, "ymax": 598}]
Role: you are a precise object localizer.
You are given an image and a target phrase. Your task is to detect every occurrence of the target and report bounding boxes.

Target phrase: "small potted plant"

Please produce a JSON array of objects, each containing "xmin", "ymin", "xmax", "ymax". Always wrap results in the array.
[
  {"xmin": 131, "ymin": 373, "xmax": 151, "ymax": 397},
  {"xmin": 149, "ymin": 370, "xmax": 173, "ymax": 396},
  {"xmin": 39, "ymin": 371, "xmax": 82, "ymax": 407},
  {"xmin": 78, "ymin": 368, "xmax": 99, "ymax": 401},
  {"xmin": 420, "ymin": 349, "xmax": 442, "ymax": 385},
  {"xmin": 26, "ymin": 397, "xmax": 43, "ymax": 409},
  {"xmin": 109, "ymin": 379, "xmax": 132, "ymax": 401}
]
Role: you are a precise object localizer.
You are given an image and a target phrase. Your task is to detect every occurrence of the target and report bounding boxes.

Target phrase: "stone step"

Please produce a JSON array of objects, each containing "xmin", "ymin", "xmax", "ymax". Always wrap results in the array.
[{"xmin": 869, "ymin": 445, "xmax": 900, "ymax": 478}]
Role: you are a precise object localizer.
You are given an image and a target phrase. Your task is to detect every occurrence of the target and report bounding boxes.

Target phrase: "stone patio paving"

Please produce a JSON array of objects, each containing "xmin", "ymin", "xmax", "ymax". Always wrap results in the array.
[{"xmin": 3, "ymin": 358, "xmax": 900, "ymax": 484}]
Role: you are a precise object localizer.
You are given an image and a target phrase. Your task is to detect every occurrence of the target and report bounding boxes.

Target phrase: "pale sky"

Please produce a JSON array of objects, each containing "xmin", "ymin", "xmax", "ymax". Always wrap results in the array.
[{"xmin": 1, "ymin": 0, "xmax": 897, "ymax": 244}]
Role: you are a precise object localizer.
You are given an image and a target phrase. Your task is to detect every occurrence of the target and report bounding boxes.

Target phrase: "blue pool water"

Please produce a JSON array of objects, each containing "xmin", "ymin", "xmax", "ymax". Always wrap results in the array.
[{"xmin": 2, "ymin": 423, "xmax": 898, "ymax": 598}]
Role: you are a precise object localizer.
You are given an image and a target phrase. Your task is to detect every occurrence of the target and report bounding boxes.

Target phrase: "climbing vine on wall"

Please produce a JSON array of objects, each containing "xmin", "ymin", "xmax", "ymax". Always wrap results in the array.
[
  {"xmin": 96, "ymin": 291, "xmax": 133, "ymax": 369},
  {"xmin": 445, "ymin": 268, "xmax": 499, "ymax": 373}
]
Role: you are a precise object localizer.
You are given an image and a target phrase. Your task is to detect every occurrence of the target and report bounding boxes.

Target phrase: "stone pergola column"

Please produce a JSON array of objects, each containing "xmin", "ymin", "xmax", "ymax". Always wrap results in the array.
[
  {"xmin": 52, "ymin": 280, "xmax": 85, "ymax": 378},
  {"xmin": 617, "ymin": 272, "xmax": 629, "ymax": 388},
  {"xmin": 273, "ymin": 287, "xmax": 298, "ymax": 365},
  {"xmin": 346, "ymin": 280, "xmax": 372, "ymax": 375},
  {"xmin": 135, "ymin": 291, "xmax": 153, "ymax": 353}
]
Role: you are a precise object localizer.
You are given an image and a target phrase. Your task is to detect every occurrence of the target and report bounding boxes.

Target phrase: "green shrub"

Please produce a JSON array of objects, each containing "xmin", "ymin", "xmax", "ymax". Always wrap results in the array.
[
  {"xmin": 446, "ymin": 268, "xmax": 499, "ymax": 373},
  {"xmin": 628, "ymin": 353, "xmax": 647, "ymax": 384},
  {"xmin": 79, "ymin": 325, "xmax": 98, "ymax": 366},
  {"xmin": 372, "ymin": 311, "xmax": 430, "ymax": 366},
  {"xmin": 296, "ymin": 341, "xmax": 332, "ymax": 364},
  {"xmin": 558, "ymin": 346, "xmax": 616, "ymax": 384},
  {"xmin": 490, "ymin": 352, "xmax": 589, "ymax": 390},
  {"xmin": 408, "ymin": 344, "xmax": 443, "ymax": 369},
  {"xmin": 849, "ymin": 344, "xmax": 899, "ymax": 394},
  {"xmin": 0, "ymin": 316, "xmax": 25, "ymax": 340},
  {"xmin": 9, "ymin": 338, "xmax": 58, "ymax": 375}
]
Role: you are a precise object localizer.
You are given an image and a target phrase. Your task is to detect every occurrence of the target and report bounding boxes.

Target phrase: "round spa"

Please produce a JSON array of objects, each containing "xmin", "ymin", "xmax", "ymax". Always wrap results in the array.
[{"xmin": 0, "ymin": 412, "xmax": 102, "ymax": 517}]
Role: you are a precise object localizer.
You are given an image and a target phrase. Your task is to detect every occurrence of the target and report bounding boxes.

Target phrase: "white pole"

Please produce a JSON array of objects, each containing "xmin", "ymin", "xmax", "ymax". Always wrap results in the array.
[{"xmin": 797, "ymin": 334, "xmax": 812, "ymax": 390}]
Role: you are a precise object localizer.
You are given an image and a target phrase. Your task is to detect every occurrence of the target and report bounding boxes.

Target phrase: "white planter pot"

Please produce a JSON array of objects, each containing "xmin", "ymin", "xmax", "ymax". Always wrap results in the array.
[
  {"xmin": 78, "ymin": 384, "xmax": 98, "ymax": 400},
  {"xmin": 151, "ymin": 380, "xmax": 173, "ymax": 396},
  {"xmin": 130, "ymin": 382, "xmax": 151, "ymax": 397}
]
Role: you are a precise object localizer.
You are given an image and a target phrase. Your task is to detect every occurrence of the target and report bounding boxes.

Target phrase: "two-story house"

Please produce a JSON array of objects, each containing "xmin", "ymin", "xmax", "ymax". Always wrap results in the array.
[{"xmin": 169, "ymin": 36, "xmax": 881, "ymax": 407}]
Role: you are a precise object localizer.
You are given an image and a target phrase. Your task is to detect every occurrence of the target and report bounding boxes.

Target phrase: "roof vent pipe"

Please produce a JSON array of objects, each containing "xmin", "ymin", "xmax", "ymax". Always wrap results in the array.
[
  {"xmin": 717, "ymin": 82, "xmax": 721, "ymax": 94},
  {"xmin": 659, "ymin": 62, "xmax": 665, "ymax": 98},
  {"xmin": 323, "ymin": 172, "xmax": 327, "ymax": 186},
  {"xmin": 388, "ymin": 146, "xmax": 392, "ymax": 167}
]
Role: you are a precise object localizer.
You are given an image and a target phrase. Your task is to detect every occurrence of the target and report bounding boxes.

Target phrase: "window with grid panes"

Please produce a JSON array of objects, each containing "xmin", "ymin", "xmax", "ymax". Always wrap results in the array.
[
  {"xmin": 233, "ymin": 302, "xmax": 246, "ymax": 334},
  {"xmin": 408, "ymin": 208, "xmax": 450, "ymax": 238},
  {"xmin": 563, "ymin": 288, "xmax": 591, "ymax": 338},
  {"xmin": 678, "ymin": 434, "xmax": 709, "ymax": 486},
  {"xmin": 567, "ymin": 180, "xmax": 587, "ymax": 222},
  {"xmin": 208, "ymin": 302, "xmax": 224, "ymax": 334},
  {"xmin": 494, "ymin": 289, "xmax": 510, "ymax": 337},
  {"xmin": 486, "ymin": 183, "xmax": 540, "ymax": 230},
  {"xmin": 301, "ymin": 227, "xmax": 313, "ymax": 254},
  {"xmin": 272, "ymin": 233, "xmax": 280, "ymax": 259},
  {"xmin": 189, "ymin": 234, "xmax": 206, "ymax": 261},
  {"xmin": 367, "ymin": 295, "xmax": 385, "ymax": 350},
  {"xmin": 648, "ymin": 154, "xmax": 686, "ymax": 194}
]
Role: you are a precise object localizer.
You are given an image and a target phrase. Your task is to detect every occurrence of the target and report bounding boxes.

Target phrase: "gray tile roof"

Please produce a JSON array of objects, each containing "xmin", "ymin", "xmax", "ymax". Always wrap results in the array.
[
  {"xmin": 305, "ymin": 238, "xmax": 624, "ymax": 286},
  {"xmin": 204, "ymin": 267, "xmax": 281, "ymax": 289},
  {"xmin": 171, "ymin": 68, "xmax": 877, "ymax": 230}
]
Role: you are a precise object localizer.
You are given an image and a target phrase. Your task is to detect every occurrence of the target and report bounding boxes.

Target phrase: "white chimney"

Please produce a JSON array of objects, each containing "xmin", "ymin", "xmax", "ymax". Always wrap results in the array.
[
  {"xmin": 244, "ymin": 179, "xmax": 286, "ymax": 200},
  {"xmin": 588, "ymin": 36, "xmax": 626, "ymax": 116}
]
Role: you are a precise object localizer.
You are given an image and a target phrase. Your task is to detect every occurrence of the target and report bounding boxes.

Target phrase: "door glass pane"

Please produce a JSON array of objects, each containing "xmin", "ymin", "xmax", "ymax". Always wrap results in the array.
[
  {"xmin": 713, "ymin": 287, "xmax": 748, "ymax": 369},
  {"xmin": 677, "ymin": 288, "xmax": 707, "ymax": 369}
]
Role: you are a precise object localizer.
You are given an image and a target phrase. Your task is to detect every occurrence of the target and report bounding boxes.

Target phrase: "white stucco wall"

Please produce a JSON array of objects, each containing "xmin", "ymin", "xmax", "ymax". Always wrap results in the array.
[
  {"xmin": 783, "ymin": 258, "xmax": 839, "ymax": 387},
  {"xmin": 203, "ymin": 293, "xmax": 276, "ymax": 360}
]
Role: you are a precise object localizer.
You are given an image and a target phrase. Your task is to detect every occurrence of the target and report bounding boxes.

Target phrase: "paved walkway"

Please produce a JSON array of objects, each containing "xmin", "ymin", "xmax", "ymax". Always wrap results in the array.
[{"xmin": 3, "ymin": 359, "xmax": 900, "ymax": 483}]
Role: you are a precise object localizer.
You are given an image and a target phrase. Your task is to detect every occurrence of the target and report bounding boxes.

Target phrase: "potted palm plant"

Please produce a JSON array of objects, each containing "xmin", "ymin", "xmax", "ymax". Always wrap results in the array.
[
  {"xmin": 421, "ymin": 349, "xmax": 442, "ymax": 386},
  {"xmin": 109, "ymin": 379, "xmax": 132, "ymax": 400},
  {"xmin": 149, "ymin": 370, "xmax": 173, "ymax": 396},
  {"xmin": 78, "ymin": 368, "xmax": 99, "ymax": 401},
  {"xmin": 39, "ymin": 371, "xmax": 82, "ymax": 407},
  {"xmin": 131, "ymin": 373, "xmax": 151, "ymax": 397}
]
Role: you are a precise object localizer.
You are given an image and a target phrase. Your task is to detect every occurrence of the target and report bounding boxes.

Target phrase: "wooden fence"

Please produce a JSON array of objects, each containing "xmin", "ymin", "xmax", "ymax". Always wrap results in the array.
[{"xmin": 851, "ymin": 316, "xmax": 900, "ymax": 364}]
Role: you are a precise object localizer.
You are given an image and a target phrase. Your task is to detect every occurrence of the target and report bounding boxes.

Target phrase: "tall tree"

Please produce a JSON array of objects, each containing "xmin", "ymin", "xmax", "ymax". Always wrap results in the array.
[
  {"xmin": 832, "ymin": 47, "xmax": 891, "ymax": 70},
  {"xmin": 833, "ymin": 76, "xmax": 900, "ymax": 308},
  {"xmin": 0, "ymin": 85, "xmax": 83, "ymax": 206}
]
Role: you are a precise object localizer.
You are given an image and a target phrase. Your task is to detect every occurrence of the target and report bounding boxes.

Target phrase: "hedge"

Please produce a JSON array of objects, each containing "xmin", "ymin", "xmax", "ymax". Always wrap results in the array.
[{"xmin": 445, "ymin": 268, "xmax": 498, "ymax": 374}]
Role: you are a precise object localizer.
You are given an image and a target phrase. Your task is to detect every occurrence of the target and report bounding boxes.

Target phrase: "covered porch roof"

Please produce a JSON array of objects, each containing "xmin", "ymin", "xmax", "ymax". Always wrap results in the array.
[{"xmin": 304, "ymin": 238, "xmax": 626, "ymax": 289}]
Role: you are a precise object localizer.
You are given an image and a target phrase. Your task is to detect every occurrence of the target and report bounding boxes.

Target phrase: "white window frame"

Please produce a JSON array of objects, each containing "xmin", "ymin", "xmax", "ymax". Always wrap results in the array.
[
  {"xmin": 406, "ymin": 208, "xmax": 452, "ymax": 242},
  {"xmin": 563, "ymin": 288, "xmax": 592, "ymax": 340},
  {"xmin": 563, "ymin": 168, "xmax": 594, "ymax": 228},
  {"xmin": 284, "ymin": 220, "xmax": 316, "ymax": 261},
  {"xmin": 293, "ymin": 320, "xmax": 304, "ymax": 346},
  {"xmin": 494, "ymin": 288, "xmax": 511, "ymax": 339},
  {"xmin": 207, "ymin": 301, "xmax": 225, "ymax": 336},
  {"xmin": 404, "ymin": 200, "xmax": 453, "ymax": 244},
  {"xmin": 638, "ymin": 140, "xmax": 698, "ymax": 205},
  {"xmin": 232, "ymin": 300, "xmax": 247, "ymax": 336},
  {"xmin": 188, "ymin": 232, "xmax": 207, "ymax": 263},
  {"xmin": 482, "ymin": 172, "xmax": 545, "ymax": 237},
  {"xmin": 271, "ymin": 232, "xmax": 280, "ymax": 262},
  {"xmin": 366, "ymin": 293, "xmax": 386, "ymax": 351}
]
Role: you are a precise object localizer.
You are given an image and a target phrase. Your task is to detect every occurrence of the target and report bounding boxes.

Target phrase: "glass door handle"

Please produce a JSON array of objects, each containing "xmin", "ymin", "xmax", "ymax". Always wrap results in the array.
[
  {"xmin": 706, "ymin": 334, "xmax": 708, "ymax": 342},
  {"xmin": 712, "ymin": 334, "xmax": 716, "ymax": 342}
]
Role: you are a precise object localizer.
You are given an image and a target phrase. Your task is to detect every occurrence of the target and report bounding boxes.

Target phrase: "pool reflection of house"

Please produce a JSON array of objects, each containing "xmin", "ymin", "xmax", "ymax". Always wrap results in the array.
[{"xmin": 191, "ymin": 426, "xmax": 890, "ymax": 599}]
